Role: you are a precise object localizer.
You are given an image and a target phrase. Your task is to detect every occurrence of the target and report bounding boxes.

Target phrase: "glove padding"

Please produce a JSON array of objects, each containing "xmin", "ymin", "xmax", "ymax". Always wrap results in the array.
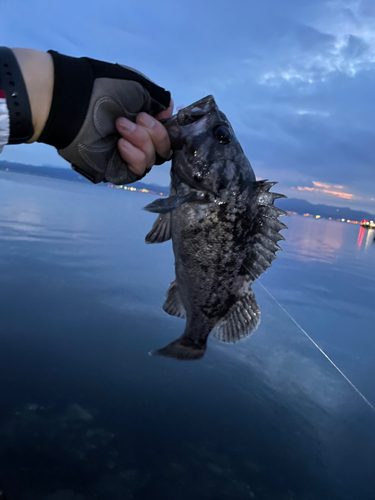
[{"xmin": 38, "ymin": 51, "xmax": 171, "ymax": 184}]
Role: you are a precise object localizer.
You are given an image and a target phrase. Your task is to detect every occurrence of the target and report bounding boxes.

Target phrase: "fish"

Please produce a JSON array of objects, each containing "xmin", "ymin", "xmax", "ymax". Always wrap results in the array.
[{"xmin": 144, "ymin": 95, "xmax": 287, "ymax": 361}]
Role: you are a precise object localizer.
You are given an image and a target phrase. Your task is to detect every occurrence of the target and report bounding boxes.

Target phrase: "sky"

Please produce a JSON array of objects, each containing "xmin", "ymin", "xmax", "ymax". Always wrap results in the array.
[{"xmin": 1, "ymin": 0, "xmax": 375, "ymax": 211}]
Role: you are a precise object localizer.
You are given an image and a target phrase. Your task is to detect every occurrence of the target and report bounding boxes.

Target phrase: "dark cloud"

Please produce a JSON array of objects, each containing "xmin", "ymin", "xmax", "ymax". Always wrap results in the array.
[
  {"xmin": 227, "ymin": 56, "xmax": 375, "ymax": 210},
  {"xmin": 342, "ymin": 35, "xmax": 369, "ymax": 60},
  {"xmin": 359, "ymin": 0, "xmax": 375, "ymax": 18},
  {"xmin": 293, "ymin": 25, "xmax": 336, "ymax": 52}
]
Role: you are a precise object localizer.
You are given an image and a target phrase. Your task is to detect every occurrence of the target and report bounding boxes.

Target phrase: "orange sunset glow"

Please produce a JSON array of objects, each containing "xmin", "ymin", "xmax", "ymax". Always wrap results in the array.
[{"xmin": 295, "ymin": 181, "xmax": 355, "ymax": 200}]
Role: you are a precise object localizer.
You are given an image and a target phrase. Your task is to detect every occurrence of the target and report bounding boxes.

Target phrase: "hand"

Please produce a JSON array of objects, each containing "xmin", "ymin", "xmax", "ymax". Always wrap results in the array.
[
  {"xmin": 116, "ymin": 98, "xmax": 174, "ymax": 177},
  {"xmin": 31, "ymin": 50, "xmax": 171, "ymax": 185}
]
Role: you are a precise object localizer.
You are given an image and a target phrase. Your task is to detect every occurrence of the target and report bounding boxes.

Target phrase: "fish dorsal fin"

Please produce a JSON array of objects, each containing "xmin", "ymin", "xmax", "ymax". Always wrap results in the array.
[
  {"xmin": 145, "ymin": 213, "xmax": 171, "ymax": 244},
  {"xmin": 244, "ymin": 180, "xmax": 287, "ymax": 281},
  {"xmin": 212, "ymin": 286, "xmax": 260, "ymax": 344},
  {"xmin": 162, "ymin": 280, "xmax": 186, "ymax": 319}
]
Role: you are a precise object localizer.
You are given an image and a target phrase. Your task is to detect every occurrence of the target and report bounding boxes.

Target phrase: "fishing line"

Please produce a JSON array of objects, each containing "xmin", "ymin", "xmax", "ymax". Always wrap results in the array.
[{"xmin": 257, "ymin": 281, "xmax": 375, "ymax": 414}]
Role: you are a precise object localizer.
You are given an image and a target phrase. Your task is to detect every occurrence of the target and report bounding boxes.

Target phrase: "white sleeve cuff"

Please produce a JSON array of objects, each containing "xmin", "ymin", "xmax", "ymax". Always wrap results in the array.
[{"xmin": 0, "ymin": 92, "xmax": 10, "ymax": 153}]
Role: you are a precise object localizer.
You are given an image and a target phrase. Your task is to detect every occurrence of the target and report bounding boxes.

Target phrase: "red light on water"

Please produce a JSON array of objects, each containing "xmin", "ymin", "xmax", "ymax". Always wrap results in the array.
[{"xmin": 357, "ymin": 226, "xmax": 365, "ymax": 248}]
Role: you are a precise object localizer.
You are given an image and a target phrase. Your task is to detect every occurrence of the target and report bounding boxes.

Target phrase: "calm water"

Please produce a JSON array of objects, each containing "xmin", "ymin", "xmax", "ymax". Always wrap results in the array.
[{"xmin": 0, "ymin": 171, "xmax": 374, "ymax": 500}]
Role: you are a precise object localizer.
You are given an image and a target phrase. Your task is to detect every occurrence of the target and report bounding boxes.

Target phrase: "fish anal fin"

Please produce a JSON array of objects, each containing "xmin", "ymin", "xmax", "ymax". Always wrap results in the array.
[
  {"xmin": 162, "ymin": 280, "xmax": 186, "ymax": 319},
  {"xmin": 212, "ymin": 288, "xmax": 260, "ymax": 344},
  {"xmin": 145, "ymin": 213, "xmax": 171, "ymax": 244}
]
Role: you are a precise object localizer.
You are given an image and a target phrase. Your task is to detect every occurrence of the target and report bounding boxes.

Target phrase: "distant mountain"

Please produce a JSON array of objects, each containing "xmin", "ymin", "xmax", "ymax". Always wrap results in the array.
[
  {"xmin": 0, "ymin": 160, "xmax": 88, "ymax": 183},
  {"xmin": 275, "ymin": 197, "xmax": 375, "ymax": 222},
  {"xmin": 0, "ymin": 160, "xmax": 169, "ymax": 194},
  {"xmin": 1, "ymin": 160, "xmax": 373, "ymax": 221}
]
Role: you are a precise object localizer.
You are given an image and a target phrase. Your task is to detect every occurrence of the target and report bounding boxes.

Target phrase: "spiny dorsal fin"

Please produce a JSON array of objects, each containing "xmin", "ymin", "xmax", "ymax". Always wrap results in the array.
[
  {"xmin": 244, "ymin": 180, "xmax": 287, "ymax": 281},
  {"xmin": 212, "ymin": 287, "xmax": 260, "ymax": 344},
  {"xmin": 145, "ymin": 213, "xmax": 171, "ymax": 244},
  {"xmin": 162, "ymin": 280, "xmax": 186, "ymax": 319}
]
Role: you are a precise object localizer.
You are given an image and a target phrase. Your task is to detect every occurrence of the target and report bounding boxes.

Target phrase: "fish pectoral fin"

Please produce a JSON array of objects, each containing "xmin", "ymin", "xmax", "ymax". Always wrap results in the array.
[
  {"xmin": 162, "ymin": 280, "xmax": 186, "ymax": 319},
  {"xmin": 145, "ymin": 213, "xmax": 172, "ymax": 244},
  {"xmin": 243, "ymin": 180, "xmax": 287, "ymax": 281},
  {"xmin": 143, "ymin": 193, "xmax": 197, "ymax": 214},
  {"xmin": 150, "ymin": 336, "xmax": 206, "ymax": 361},
  {"xmin": 212, "ymin": 288, "xmax": 260, "ymax": 344}
]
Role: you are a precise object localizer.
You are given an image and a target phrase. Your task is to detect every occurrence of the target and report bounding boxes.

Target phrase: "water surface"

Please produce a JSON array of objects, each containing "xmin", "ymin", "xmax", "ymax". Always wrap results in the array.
[{"xmin": 0, "ymin": 171, "xmax": 374, "ymax": 500}]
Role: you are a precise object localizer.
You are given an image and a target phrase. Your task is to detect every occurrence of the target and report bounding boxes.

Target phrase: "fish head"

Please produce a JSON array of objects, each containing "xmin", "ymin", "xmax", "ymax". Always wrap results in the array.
[{"xmin": 162, "ymin": 95, "xmax": 255, "ymax": 195}]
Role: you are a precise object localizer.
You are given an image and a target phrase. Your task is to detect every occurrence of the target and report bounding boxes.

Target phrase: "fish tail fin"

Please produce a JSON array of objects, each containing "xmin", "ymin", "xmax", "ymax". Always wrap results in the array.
[{"xmin": 150, "ymin": 337, "xmax": 206, "ymax": 361}]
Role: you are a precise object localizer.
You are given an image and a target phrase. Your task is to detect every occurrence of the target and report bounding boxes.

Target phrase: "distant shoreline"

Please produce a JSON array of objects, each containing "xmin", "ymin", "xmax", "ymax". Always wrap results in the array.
[
  {"xmin": 0, "ymin": 160, "xmax": 169, "ymax": 196},
  {"xmin": 1, "ymin": 160, "xmax": 374, "ymax": 222}
]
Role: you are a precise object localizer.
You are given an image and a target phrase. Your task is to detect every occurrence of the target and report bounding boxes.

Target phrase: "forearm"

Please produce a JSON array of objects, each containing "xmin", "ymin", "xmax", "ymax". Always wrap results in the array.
[{"xmin": 11, "ymin": 48, "xmax": 54, "ymax": 142}]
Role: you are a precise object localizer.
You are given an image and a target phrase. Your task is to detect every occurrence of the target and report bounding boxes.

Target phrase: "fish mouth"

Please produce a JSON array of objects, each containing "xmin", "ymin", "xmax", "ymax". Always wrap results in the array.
[
  {"xmin": 177, "ymin": 95, "xmax": 217, "ymax": 126},
  {"xmin": 160, "ymin": 95, "xmax": 218, "ymax": 150}
]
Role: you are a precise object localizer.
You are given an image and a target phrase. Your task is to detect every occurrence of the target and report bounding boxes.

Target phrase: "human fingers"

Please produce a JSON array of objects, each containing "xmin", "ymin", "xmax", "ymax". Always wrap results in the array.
[
  {"xmin": 116, "ymin": 117, "xmax": 155, "ymax": 176},
  {"xmin": 155, "ymin": 98, "xmax": 174, "ymax": 120},
  {"xmin": 116, "ymin": 112, "xmax": 172, "ymax": 172},
  {"xmin": 117, "ymin": 138, "xmax": 149, "ymax": 177},
  {"xmin": 115, "ymin": 98, "xmax": 173, "ymax": 176},
  {"xmin": 136, "ymin": 112, "xmax": 171, "ymax": 159}
]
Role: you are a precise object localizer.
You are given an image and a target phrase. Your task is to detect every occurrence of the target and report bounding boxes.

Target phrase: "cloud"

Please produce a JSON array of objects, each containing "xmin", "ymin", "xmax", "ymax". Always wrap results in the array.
[
  {"xmin": 296, "ymin": 109, "xmax": 330, "ymax": 116},
  {"xmin": 359, "ymin": 0, "xmax": 375, "ymax": 17},
  {"xmin": 259, "ymin": 33, "xmax": 374, "ymax": 85},
  {"xmin": 258, "ymin": 2, "xmax": 375, "ymax": 85},
  {"xmin": 313, "ymin": 181, "xmax": 331, "ymax": 188},
  {"xmin": 296, "ymin": 183, "xmax": 355, "ymax": 200},
  {"xmin": 289, "ymin": 179, "xmax": 375, "ymax": 207}
]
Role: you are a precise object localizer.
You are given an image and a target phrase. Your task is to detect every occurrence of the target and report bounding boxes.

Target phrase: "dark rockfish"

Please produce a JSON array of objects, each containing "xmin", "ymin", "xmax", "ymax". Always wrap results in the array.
[{"xmin": 144, "ymin": 95, "xmax": 287, "ymax": 361}]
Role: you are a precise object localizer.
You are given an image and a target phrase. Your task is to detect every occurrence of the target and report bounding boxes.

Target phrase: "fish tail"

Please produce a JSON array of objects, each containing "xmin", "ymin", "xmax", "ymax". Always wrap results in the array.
[{"xmin": 150, "ymin": 336, "xmax": 207, "ymax": 361}]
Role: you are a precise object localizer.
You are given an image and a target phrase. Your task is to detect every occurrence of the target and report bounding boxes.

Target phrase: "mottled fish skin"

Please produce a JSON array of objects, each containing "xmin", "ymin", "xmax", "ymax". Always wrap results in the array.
[{"xmin": 145, "ymin": 96, "xmax": 287, "ymax": 360}]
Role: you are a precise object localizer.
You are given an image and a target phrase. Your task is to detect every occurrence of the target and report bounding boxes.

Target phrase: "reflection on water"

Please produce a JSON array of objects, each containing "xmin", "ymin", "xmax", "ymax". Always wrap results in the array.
[
  {"xmin": 282, "ymin": 216, "xmax": 345, "ymax": 263},
  {"xmin": 281, "ymin": 214, "xmax": 375, "ymax": 270},
  {"xmin": 357, "ymin": 226, "xmax": 375, "ymax": 251},
  {"xmin": 0, "ymin": 172, "xmax": 374, "ymax": 499}
]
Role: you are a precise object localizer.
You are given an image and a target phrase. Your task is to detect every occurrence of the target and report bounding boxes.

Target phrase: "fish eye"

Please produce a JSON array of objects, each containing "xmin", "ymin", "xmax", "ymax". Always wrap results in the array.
[{"xmin": 213, "ymin": 125, "xmax": 231, "ymax": 144}]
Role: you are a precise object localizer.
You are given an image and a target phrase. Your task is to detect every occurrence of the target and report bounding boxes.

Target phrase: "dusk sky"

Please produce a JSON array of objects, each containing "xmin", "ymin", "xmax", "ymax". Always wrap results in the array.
[{"xmin": 1, "ymin": 0, "xmax": 375, "ymax": 212}]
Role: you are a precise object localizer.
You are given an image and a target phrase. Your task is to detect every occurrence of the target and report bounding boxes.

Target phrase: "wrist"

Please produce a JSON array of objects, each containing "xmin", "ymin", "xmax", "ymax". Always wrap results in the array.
[
  {"xmin": 11, "ymin": 48, "xmax": 54, "ymax": 142},
  {"xmin": 37, "ymin": 51, "xmax": 95, "ymax": 150}
]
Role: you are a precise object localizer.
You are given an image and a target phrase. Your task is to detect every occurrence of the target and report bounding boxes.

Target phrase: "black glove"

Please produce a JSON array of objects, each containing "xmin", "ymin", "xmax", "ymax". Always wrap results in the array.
[{"xmin": 38, "ymin": 51, "xmax": 171, "ymax": 184}]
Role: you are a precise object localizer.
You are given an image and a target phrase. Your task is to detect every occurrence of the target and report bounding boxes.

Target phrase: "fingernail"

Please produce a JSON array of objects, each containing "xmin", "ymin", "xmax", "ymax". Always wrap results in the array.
[
  {"xmin": 138, "ymin": 113, "xmax": 155, "ymax": 128},
  {"xmin": 118, "ymin": 118, "xmax": 136, "ymax": 132}
]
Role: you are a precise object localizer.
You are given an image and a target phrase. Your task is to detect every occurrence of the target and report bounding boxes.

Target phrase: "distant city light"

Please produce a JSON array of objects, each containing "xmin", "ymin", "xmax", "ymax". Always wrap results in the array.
[
  {"xmin": 106, "ymin": 183, "xmax": 168, "ymax": 197},
  {"xmin": 360, "ymin": 219, "xmax": 375, "ymax": 229},
  {"xmin": 103, "ymin": 185, "xmax": 372, "ymax": 226}
]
